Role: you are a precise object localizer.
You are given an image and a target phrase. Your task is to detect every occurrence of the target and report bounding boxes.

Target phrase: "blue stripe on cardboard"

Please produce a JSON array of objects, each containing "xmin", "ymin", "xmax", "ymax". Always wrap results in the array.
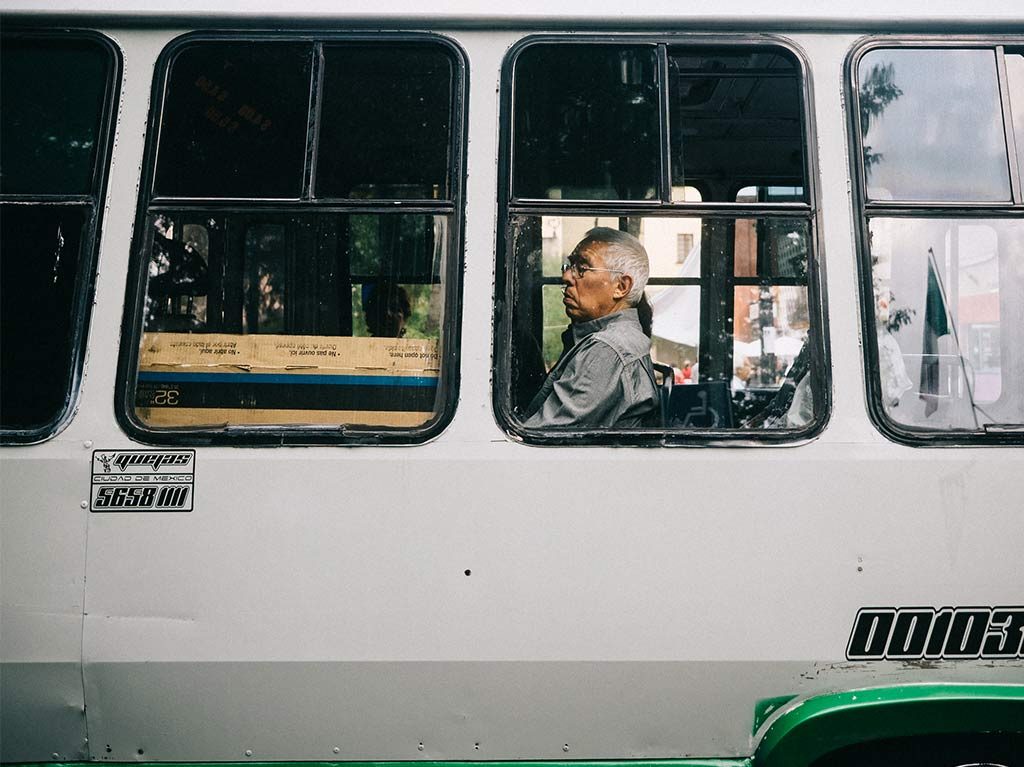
[{"xmin": 138, "ymin": 371, "xmax": 438, "ymax": 387}]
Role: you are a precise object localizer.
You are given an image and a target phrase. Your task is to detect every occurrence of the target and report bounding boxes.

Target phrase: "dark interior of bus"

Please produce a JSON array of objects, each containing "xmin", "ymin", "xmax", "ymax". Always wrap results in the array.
[{"xmin": 144, "ymin": 212, "xmax": 442, "ymax": 339}]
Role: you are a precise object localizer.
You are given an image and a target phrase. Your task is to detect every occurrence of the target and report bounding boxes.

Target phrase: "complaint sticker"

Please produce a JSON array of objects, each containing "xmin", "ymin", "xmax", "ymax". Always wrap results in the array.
[{"xmin": 91, "ymin": 450, "xmax": 194, "ymax": 512}]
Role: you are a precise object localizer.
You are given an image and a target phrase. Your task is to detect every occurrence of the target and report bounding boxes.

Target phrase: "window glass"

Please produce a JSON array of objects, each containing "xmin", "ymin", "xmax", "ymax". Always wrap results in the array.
[
  {"xmin": 1007, "ymin": 50, "xmax": 1024, "ymax": 182},
  {"xmin": 867, "ymin": 217, "xmax": 1024, "ymax": 432},
  {"xmin": 501, "ymin": 41, "xmax": 820, "ymax": 440},
  {"xmin": 242, "ymin": 223, "xmax": 287, "ymax": 333},
  {"xmin": 316, "ymin": 45, "xmax": 453, "ymax": 199},
  {"xmin": 735, "ymin": 185, "xmax": 805, "ymax": 203},
  {"xmin": 1, "ymin": 33, "xmax": 117, "ymax": 440},
  {"xmin": 508, "ymin": 214, "xmax": 815, "ymax": 431},
  {"xmin": 0, "ymin": 38, "xmax": 111, "ymax": 195},
  {"xmin": 154, "ymin": 42, "xmax": 313, "ymax": 198},
  {"xmin": 669, "ymin": 48, "xmax": 806, "ymax": 202},
  {"xmin": 347, "ymin": 213, "xmax": 444, "ymax": 280},
  {"xmin": 1, "ymin": 205, "xmax": 89, "ymax": 431},
  {"xmin": 512, "ymin": 44, "xmax": 660, "ymax": 200},
  {"xmin": 733, "ymin": 218, "xmax": 808, "ymax": 278},
  {"xmin": 135, "ymin": 209, "xmax": 444, "ymax": 430},
  {"xmin": 857, "ymin": 49, "xmax": 1010, "ymax": 201},
  {"xmin": 136, "ymin": 211, "xmax": 447, "ymax": 430},
  {"xmin": 142, "ymin": 212, "xmax": 444, "ymax": 335},
  {"xmin": 852, "ymin": 43, "xmax": 1024, "ymax": 444},
  {"xmin": 130, "ymin": 37, "xmax": 461, "ymax": 440},
  {"xmin": 673, "ymin": 185, "xmax": 704, "ymax": 202}
]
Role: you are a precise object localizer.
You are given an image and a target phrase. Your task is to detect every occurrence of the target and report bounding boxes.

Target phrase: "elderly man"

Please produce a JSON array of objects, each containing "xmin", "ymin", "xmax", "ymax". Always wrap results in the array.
[{"xmin": 523, "ymin": 227, "xmax": 660, "ymax": 428}]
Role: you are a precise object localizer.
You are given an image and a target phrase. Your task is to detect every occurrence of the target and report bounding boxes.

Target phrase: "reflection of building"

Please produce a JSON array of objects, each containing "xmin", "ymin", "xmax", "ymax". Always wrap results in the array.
[
  {"xmin": 643, "ymin": 187, "xmax": 703, "ymax": 284},
  {"xmin": 676, "ymin": 233, "xmax": 694, "ymax": 263},
  {"xmin": 733, "ymin": 224, "xmax": 810, "ymax": 386}
]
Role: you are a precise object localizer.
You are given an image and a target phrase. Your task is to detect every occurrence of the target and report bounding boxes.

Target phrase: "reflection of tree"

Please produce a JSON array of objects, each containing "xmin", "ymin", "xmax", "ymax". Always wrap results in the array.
[
  {"xmin": 885, "ymin": 291, "xmax": 915, "ymax": 334},
  {"xmin": 245, "ymin": 226, "xmax": 285, "ymax": 332},
  {"xmin": 859, "ymin": 62, "xmax": 903, "ymax": 173},
  {"xmin": 255, "ymin": 271, "xmax": 285, "ymax": 331},
  {"xmin": 146, "ymin": 215, "xmax": 209, "ymax": 330},
  {"xmin": 351, "ymin": 283, "xmax": 439, "ymax": 340},
  {"xmin": 406, "ymin": 285, "xmax": 440, "ymax": 338}
]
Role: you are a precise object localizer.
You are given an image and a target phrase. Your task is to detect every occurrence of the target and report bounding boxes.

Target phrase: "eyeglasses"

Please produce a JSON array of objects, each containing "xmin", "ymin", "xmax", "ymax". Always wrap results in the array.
[{"xmin": 561, "ymin": 260, "xmax": 624, "ymax": 279}]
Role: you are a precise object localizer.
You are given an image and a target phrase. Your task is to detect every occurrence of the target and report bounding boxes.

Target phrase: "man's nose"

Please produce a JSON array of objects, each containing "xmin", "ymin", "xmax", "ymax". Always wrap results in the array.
[{"xmin": 561, "ymin": 266, "xmax": 575, "ymax": 285}]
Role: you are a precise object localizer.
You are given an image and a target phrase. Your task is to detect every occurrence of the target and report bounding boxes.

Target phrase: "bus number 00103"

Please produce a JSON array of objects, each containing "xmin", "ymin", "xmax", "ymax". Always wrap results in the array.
[{"xmin": 93, "ymin": 485, "xmax": 190, "ymax": 509}]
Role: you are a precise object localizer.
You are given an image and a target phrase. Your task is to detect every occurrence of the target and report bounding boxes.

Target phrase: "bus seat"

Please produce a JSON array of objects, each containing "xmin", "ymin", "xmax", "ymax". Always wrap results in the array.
[
  {"xmin": 666, "ymin": 381, "xmax": 735, "ymax": 429},
  {"xmin": 651, "ymin": 362, "xmax": 674, "ymax": 426}
]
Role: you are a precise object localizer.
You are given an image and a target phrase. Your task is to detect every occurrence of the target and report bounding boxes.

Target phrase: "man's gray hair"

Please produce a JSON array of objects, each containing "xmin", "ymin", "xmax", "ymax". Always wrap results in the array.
[{"xmin": 577, "ymin": 227, "xmax": 649, "ymax": 306}]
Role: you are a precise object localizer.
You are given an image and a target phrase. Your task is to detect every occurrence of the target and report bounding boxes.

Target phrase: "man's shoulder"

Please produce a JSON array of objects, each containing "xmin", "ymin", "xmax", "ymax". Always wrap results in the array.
[
  {"xmin": 589, "ymin": 315, "xmax": 650, "ymax": 364},
  {"xmin": 571, "ymin": 333, "xmax": 626, "ymax": 362}
]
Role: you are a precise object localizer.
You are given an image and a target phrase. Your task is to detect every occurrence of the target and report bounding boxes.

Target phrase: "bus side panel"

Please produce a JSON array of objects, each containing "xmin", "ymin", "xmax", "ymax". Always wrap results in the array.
[
  {"xmin": 77, "ymin": 449, "xmax": 1024, "ymax": 759},
  {"xmin": 0, "ymin": 455, "xmax": 90, "ymax": 761},
  {"xmin": 0, "ymin": 663, "xmax": 87, "ymax": 761},
  {"xmin": 79, "ymin": 660, "xmax": 1024, "ymax": 761},
  {"xmin": 83, "ymin": 661, "xmax": 790, "ymax": 760}
]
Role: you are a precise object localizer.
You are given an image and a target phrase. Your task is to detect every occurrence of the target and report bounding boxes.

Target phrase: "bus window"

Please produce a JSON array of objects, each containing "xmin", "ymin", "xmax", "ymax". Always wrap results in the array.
[
  {"xmin": 120, "ymin": 35, "xmax": 465, "ymax": 443},
  {"xmin": 153, "ymin": 42, "xmax": 312, "ymax": 198},
  {"xmin": 316, "ymin": 44, "xmax": 453, "ymax": 199},
  {"xmin": 851, "ymin": 42, "xmax": 1024, "ymax": 444},
  {"xmin": 669, "ymin": 47, "xmax": 808, "ymax": 203},
  {"xmin": 0, "ymin": 32, "xmax": 119, "ymax": 442},
  {"xmin": 857, "ymin": 48, "xmax": 1010, "ymax": 202},
  {"xmin": 512, "ymin": 44, "xmax": 660, "ymax": 201},
  {"xmin": 1007, "ymin": 49, "xmax": 1024, "ymax": 183},
  {"xmin": 496, "ymin": 39, "xmax": 826, "ymax": 443}
]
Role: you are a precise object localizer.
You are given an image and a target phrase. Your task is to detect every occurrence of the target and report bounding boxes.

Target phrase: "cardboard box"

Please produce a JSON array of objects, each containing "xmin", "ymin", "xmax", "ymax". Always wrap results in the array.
[{"xmin": 136, "ymin": 332, "xmax": 440, "ymax": 429}]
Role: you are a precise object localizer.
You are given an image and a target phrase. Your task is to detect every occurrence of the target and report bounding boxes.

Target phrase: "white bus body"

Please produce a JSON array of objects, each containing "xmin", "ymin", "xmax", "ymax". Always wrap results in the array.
[{"xmin": 1, "ymin": 4, "xmax": 1023, "ymax": 765}]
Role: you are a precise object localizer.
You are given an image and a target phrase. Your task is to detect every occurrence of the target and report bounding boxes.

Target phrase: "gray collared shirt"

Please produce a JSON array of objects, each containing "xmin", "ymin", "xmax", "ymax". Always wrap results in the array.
[{"xmin": 523, "ymin": 308, "xmax": 660, "ymax": 428}]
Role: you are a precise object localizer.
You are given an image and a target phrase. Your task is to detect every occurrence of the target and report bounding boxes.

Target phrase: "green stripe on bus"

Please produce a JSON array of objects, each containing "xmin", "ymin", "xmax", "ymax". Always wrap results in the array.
[
  {"xmin": 754, "ymin": 682, "xmax": 1024, "ymax": 767},
  {"xmin": 19, "ymin": 757, "xmax": 749, "ymax": 761}
]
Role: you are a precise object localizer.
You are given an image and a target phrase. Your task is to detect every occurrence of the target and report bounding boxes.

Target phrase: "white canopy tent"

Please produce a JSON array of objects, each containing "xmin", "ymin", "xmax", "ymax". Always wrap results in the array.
[{"xmin": 650, "ymin": 243, "xmax": 700, "ymax": 347}]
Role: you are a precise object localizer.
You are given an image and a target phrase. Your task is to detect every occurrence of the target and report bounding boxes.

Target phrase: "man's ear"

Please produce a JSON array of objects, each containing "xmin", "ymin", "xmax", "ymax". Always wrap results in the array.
[{"xmin": 614, "ymin": 274, "xmax": 634, "ymax": 301}]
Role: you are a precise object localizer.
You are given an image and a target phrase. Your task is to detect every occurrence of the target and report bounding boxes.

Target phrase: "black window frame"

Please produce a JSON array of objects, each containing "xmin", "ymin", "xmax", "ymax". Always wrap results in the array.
[
  {"xmin": 846, "ymin": 36, "xmax": 1024, "ymax": 447},
  {"xmin": 493, "ymin": 33, "xmax": 831, "ymax": 447},
  {"xmin": 115, "ymin": 30, "xmax": 468, "ymax": 446},
  {"xmin": 0, "ymin": 27, "xmax": 122, "ymax": 446}
]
